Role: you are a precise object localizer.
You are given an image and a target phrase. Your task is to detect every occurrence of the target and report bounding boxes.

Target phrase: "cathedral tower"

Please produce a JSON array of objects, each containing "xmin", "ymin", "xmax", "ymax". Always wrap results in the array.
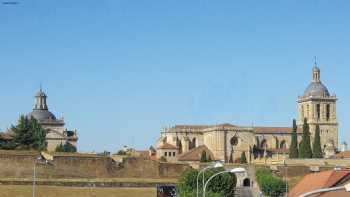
[{"xmin": 297, "ymin": 63, "xmax": 338, "ymax": 154}]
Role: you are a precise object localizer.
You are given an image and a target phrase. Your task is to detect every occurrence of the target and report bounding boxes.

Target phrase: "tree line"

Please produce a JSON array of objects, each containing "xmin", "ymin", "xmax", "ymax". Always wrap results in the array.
[
  {"xmin": 0, "ymin": 115, "xmax": 76, "ymax": 152},
  {"xmin": 289, "ymin": 118, "xmax": 323, "ymax": 159}
]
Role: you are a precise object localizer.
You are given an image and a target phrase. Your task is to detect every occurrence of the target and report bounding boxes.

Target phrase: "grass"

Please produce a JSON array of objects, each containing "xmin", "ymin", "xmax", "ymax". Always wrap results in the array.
[{"xmin": 0, "ymin": 185, "xmax": 156, "ymax": 197}]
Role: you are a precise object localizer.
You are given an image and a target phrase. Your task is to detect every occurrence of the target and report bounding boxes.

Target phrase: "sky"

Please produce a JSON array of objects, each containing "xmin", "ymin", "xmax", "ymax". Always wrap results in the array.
[{"xmin": 0, "ymin": 0, "xmax": 350, "ymax": 152}]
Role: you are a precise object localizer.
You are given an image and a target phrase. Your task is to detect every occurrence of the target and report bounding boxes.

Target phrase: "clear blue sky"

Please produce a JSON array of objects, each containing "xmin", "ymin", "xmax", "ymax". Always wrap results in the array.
[{"xmin": 1, "ymin": 1, "xmax": 349, "ymax": 152}]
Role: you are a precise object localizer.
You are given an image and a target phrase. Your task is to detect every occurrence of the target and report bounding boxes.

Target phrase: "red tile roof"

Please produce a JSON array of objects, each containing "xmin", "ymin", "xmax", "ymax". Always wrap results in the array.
[
  {"xmin": 178, "ymin": 145, "xmax": 214, "ymax": 161},
  {"xmin": 158, "ymin": 142, "xmax": 178, "ymax": 150},
  {"xmin": 289, "ymin": 170, "xmax": 350, "ymax": 197}
]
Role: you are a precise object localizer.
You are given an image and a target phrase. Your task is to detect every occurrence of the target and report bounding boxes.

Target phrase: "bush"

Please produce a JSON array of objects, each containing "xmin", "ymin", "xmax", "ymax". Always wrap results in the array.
[
  {"xmin": 255, "ymin": 168, "xmax": 286, "ymax": 197},
  {"xmin": 177, "ymin": 167, "xmax": 236, "ymax": 197},
  {"xmin": 55, "ymin": 142, "xmax": 77, "ymax": 152}
]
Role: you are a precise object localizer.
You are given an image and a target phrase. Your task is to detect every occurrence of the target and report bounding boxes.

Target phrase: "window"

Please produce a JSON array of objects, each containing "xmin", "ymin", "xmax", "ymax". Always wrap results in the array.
[
  {"xmin": 326, "ymin": 104, "xmax": 330, "ymax": 121},
  {"xmin": 316, "ymin": 104, "xmax": 320, "ymax": 119},
  {"xmin": 173, "ymin": 152, "xmax": 175, "ymax": 156},
  {"xmin": 164, "ymin": 152, "xmax": 167, "ymax": 157},
  {"xmin": 230, "ymin": 136, "xmax": 238, "ymax": 146},
  {"xmin": 168, "ymin": 152, "xmax": 171, "ymax": 157}
]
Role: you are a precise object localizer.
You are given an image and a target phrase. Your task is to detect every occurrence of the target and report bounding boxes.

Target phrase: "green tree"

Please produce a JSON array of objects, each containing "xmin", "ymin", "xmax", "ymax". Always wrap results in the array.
[
  {"xmin": 10, "ymin": 116, "xmax": 47, "ymax": 151},
  {"xmin": 312, "ymin": 125, "xmax": 323, "ymax": 158},
  {"xmin": 229, "ymin": 148, "xmax": 234, "ymax": 163},
  {"xmin": 200, "ymin": 150, "xmax": 207, "ymax": 162},
  {"xmin": 177, "ymin": 168, "xmax": 236, "ymax": 197},
  {"xmin": 55, "ymin": 142, "xmax": 77, "ymax": 152},
  {"xmin": 255, "ymin": 168, "xmax": 286, "ymax": 197},
  {"xmin": 240, "ymin": 151, "xmax": 247, "ymax": 164},
  {"xmin": 289, "ymin": 119, "xmax": 299, "ymax": 158},
  {"xmin": 299, "ymin": 118, "xmax": 313, "ymax": 158}
]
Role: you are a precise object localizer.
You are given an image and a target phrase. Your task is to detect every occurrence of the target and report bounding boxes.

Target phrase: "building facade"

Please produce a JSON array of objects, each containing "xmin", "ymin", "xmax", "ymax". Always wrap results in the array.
[{"xmin": 156, "ymin": 65, "xmax": 339, "ymax": 162}]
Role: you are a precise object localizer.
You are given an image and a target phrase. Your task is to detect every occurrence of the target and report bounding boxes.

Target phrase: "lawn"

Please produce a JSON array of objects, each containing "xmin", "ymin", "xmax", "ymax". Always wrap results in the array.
[{"xmin": 0, "ymin": 185, "xmax": 156, "ymax": 197}]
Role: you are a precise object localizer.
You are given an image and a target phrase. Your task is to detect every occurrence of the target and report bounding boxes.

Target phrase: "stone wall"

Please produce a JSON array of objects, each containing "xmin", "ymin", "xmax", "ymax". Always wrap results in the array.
[{"xmin": 0, "ymin": 151, "xmax": 190, "ymax": 179}]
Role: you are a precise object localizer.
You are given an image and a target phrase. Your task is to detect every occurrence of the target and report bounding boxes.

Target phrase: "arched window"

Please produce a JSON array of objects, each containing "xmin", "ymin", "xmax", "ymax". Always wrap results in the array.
[
  {"xmin": 316, "ymin": 104, "xmax": 321, "ymax": 120},
  {"xmin": 260, "ymin": 139, "xmax": 267, "ymax": 149},
  {"xmin": 189, "ymin": 138, "xmax": 196, "ymax": 150},
  {"xmin": 177, "ymin": 138, "xmax": 182, "ymax": 154},
  {"xmin": 326, "ymin": 104, "xmax": 330, "ymax": 121},
  {"xmin": 230, "ymin": 136, "xmax": 238, "ymax": 146},
  {"xmin": 280, "ymin": 140, "xmax": 286, "ymax": 149}
]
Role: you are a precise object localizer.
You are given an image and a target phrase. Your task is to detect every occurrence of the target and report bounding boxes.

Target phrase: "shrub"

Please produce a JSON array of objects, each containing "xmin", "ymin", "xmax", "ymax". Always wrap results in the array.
[
  {"xmin": 255, "ymin": 168, "xmax": 286, "ymax": 197},
  {"xmin": 177, "ymin": 167, "xmax": 236, "ymax": 197}
]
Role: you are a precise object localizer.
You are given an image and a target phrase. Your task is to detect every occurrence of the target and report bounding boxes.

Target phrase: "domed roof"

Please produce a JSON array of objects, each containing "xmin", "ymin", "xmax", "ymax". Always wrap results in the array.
[
  {"xmin": 28, "ymin": 109, "xmax": 56, "ymax": 120},
  {"xmin": 303, "ymin": 82, "xmax": 330, "ymax": 97}
]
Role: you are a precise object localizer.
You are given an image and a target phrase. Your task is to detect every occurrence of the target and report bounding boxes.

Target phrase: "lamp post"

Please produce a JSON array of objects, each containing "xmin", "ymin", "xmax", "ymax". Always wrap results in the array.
[
  {"xmin": 33, "ymin": 155, "xmax": 52, "ymax": 197},
  {"xmin": 196, "ymin": 162, "xmax": 223, "ymax": 197},
  {"xmin": 203, "ymin": 168, "xmax": 246, "ymax": 197},
  {"xmin": 298, "ymin": 183, "xmax": 350, "ymax": 197},
  {"xmin": 32, "ymin": 156, "xmax": 42, "ymax": 197}
]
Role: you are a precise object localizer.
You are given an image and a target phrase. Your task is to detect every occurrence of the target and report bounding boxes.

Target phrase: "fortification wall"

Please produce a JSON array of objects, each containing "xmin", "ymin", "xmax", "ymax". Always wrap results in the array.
[{"xmin": 0, "ymin": 151, "xmax": 190, "ymax": 179}]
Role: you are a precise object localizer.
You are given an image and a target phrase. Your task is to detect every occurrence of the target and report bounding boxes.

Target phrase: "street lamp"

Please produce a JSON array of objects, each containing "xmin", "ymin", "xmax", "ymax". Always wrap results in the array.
[
  {"xmin": 203, "ymin": 168, "xmax": 246, "ymax": 197},
  {"xmin": 298, "ymin": 183, "xmax": 350, "ymax": 197},
  {"xmin": 196, "ymin": 162, "xmax": 224, "ymax": 197},
  {"xmin": 33, "ymin": 155, "xmax": 52, "ymax": 197}
]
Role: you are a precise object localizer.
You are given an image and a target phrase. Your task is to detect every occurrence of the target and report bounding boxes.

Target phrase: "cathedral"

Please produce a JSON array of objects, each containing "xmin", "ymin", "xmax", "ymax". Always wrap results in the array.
[
  {"xmin": 0, "ymin": 88, "xmax": 78, "ymax": 151},
  {"xmin": 156, "ymin": 65, "xmax": 338, "ymax": 163}
]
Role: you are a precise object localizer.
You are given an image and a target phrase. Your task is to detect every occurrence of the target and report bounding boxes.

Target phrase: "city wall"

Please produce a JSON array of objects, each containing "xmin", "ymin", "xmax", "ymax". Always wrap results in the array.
[{"xmin": 0, "ymin": 151, "xmax": 190, "ymax": 179}]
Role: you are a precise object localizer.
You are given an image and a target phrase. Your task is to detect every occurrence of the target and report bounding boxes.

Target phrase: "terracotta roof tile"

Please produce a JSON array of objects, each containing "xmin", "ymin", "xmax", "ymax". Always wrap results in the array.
[
  {"xmin": 178, "ymin": 145, "xmax": 214, "ymax": 161},
  {"xmin": 289, "ymin": 170, "xmax": 350, "ymax": 197},
  {"xmin": 332, "ymin": 151, "xmax": 350, "ymax": 159},
  {"xmin": 158, "ymin": 142, "xmax": 178, "ymax": 150}
]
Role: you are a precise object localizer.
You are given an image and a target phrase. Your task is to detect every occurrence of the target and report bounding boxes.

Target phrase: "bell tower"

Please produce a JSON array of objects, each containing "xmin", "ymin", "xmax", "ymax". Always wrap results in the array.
[{"xmin": 297, "ymin": 62, "xmax": 338, "ymax": 154}]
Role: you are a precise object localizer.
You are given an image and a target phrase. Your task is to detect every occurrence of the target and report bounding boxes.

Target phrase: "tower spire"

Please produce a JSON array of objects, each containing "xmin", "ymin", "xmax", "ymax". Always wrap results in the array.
[
  {"xmin": 33, "ymin": 86, "xmax": 48, "ymax": 110},
  {"xmin": 314, "ymin": 56, "xmax": 317, "ymax": 66},
  {"xmin": 312, "ymin": 58, "xmax": 320, "ymax": 82}
]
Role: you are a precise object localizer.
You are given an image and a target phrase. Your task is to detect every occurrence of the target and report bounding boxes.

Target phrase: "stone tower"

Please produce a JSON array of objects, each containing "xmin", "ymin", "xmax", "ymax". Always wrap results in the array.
[{"xmin": 297, "ymin": 64, "xmax": 338, "ymax": 154}]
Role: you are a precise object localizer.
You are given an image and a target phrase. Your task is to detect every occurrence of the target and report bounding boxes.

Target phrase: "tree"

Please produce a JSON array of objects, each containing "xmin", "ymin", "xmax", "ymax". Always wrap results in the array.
[
  {"xmin": 177, "ymin": 168, "xmax": 236, "ymax": 197},
  {"xmin": 10, "ymin": 116, "xmax": 47, "ymax": 151},
  {"xmin": 55, "ymin": 142, "xmax": 77, "ymax": 152},
  {"xmin": 229, "ymin": 148, "xmax": 234, "ymax": 163},
  {"xmin": 200, "ymin": 150, "xmax": 207, "ymax": 162},
  {"xmin": 299, "ymin": 118, "xmax": 313, "ymax": 158},
  {"xmin": 312, "ymin": 125, "xmax": 323, "ymax": 158},
  {"xmin": 256, "ymin": 168, "xmax": 286, "ymax": 196},
  {"xmin": 289, "ymin": 119, "xmax": 299, "ymax": 158},
  {"xmin": 240, "ymin": 151, "xmax": 247, "ymax": 164}
]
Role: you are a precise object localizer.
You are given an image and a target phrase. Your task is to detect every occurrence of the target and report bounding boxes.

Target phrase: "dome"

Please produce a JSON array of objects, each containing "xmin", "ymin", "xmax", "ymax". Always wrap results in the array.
[
  {"xmin": 303, "ymin": 82, "xmax": 330, "ymax": 97},
  {"xmin": 28, "ymin": 109, "xmax": 56, "ymax": 120}
]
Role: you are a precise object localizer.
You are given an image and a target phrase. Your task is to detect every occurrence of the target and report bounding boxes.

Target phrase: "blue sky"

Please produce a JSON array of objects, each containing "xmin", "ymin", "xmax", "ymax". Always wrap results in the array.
[{"xmin": 1, "ymin": 1, "xmax": 350, "ymax": 152}]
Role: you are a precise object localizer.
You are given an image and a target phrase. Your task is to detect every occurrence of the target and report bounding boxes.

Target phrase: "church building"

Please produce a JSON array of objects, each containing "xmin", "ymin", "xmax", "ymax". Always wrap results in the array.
[
  {"xmin": 156, "ymin": 64, "xmax": 338, "ymax": 163},
  {"xmin": 0, "ymin": 88, "xmax": 78, "ymax": 152},
  {"xmin": 27, "ymin": 88, "xmax": 78, "ymax": 151}
]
